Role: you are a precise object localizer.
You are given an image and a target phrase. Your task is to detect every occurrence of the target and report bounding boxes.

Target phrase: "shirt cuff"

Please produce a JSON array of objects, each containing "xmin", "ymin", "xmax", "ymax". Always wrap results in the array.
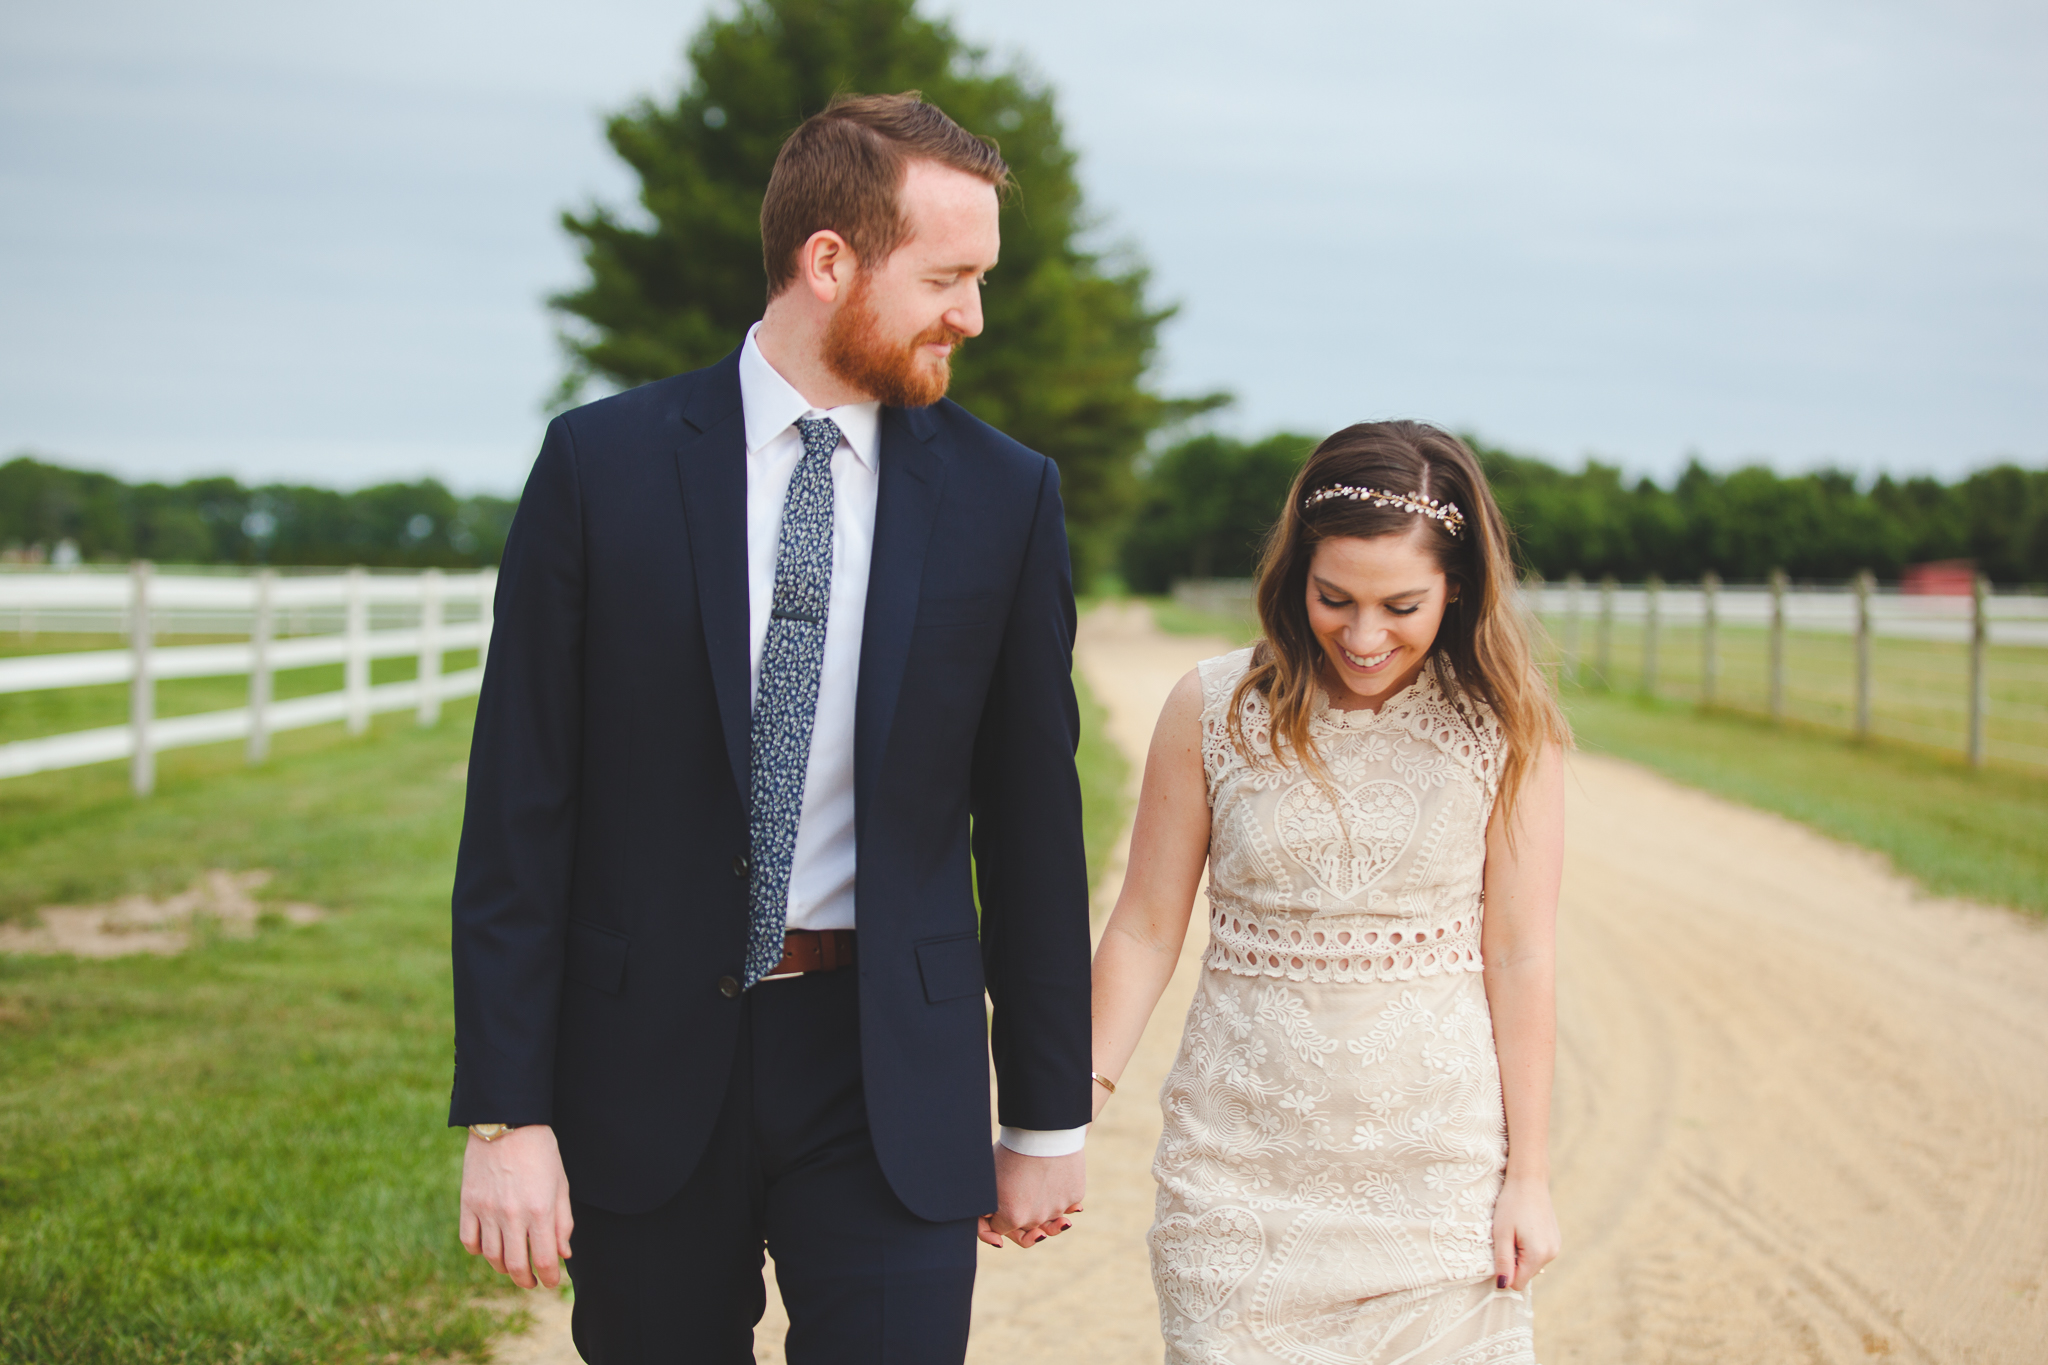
[{"xmin": 997, "ymin": 1124, "xmax": 1088, "ymax": 1157}]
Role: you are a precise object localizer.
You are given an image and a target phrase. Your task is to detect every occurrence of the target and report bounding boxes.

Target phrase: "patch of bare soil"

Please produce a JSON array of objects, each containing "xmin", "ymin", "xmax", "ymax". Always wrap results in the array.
[{"xmin": 0, "ymin": 869, "xmax": 325, "ymax": 958}]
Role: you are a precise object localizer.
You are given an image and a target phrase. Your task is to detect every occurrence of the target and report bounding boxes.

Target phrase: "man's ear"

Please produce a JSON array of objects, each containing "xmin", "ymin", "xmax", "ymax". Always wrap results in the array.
[{"xmin": 799, "ymin": 230, "xmax": 856, "ymax": 304}]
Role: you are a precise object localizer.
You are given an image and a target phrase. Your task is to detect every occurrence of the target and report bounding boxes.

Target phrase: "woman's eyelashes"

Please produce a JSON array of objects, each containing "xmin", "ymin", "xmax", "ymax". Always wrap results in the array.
[{"xmin": 1318, "ymin": 595, "xmax": 1424, "ymax": 615}]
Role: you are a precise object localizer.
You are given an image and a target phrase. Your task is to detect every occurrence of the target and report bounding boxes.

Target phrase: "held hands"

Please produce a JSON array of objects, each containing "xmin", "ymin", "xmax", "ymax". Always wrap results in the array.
[
  {"xmin": 1491, "ymin": 1173, "xmax": 1560, "ymax": 1292},
  {"xmin": 978, "ymin": 1144, "xmax": 1085, "ymax": 1249},
  {"xmin": 459, "ymin": 1124, "xmax": 575, "ymax": 1289}
]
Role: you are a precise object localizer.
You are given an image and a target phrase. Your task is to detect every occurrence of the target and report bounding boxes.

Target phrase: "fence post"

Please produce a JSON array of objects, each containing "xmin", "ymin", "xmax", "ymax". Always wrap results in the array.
[
  {"xmin": 478, "ymin": 567, "xmax": 497, "ymax": 671},
  {"xmin": 1969, "ymin": 573, "xmax": 1988, "ymax": 768},
  {"xmin": 1700, "ymin": 572, "xmax": 1720, "ymax": 707},
  {"xmin": 1853, "ymin": 570, "xmax": 1873, "ymax": 741},
  {"xmin": 1768, "ymin": 568, "xmax": 1787, "ymax": 722},
  {"xmin": 346, "ymin": 567, "xmax": 369, "ymax": 736},
  {"xmin": 1562, "ymin": 573, "xmax": 1582, "ymax": 685},
  {"xmin": 418, "ymin": 568, "xmax": 443, "ymax": 726},
  {"xmin": 129, "ymin": 561, "xmax": 155, "ymax": 796},
  {"xmin": 248, "ymin": 568, "xmax": 275, "ymax": 763},
  {"xmin": 1642, "ymin": 575, "xmax": 1662, "ymax": 695},
  {"xmin": 1596, "ymin": 575, "xmax": 1616, "ymax": 688}
]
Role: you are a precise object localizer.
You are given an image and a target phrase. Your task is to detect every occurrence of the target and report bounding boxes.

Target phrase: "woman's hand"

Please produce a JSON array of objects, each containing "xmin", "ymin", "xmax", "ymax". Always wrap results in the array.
[{"xmin": 1491, "ymin": 1173, "xmax": 1560, "ymax": 1291}]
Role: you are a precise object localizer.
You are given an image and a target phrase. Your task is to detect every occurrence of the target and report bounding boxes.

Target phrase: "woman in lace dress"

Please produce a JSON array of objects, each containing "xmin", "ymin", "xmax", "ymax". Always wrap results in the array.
[{"xmin": 1090, "ymin": 422, "xmax": 1568, "ymax": 1365}]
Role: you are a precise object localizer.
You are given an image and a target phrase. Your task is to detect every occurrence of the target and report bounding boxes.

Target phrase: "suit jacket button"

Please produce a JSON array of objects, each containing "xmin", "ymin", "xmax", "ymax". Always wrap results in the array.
[
  {"xmin": 717, "ymin": 975, "xmax": 741, "ymax": 999},
  {"xmin": 732, "ymin": 855, "xmax": 750, "ymax": 878}
]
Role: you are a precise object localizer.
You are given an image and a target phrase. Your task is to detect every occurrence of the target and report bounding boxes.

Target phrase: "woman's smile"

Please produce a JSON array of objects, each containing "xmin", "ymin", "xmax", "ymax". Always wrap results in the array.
[{"xmin": 1338, "ymin": 644, "xmax": 1398, "ymax": 673}]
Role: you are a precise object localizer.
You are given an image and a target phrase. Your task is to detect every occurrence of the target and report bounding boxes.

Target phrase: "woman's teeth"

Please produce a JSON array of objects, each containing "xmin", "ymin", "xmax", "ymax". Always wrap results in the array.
[{"xmin": 1342, "ymin": 646, "xmax": 1394, "ymax": 670}]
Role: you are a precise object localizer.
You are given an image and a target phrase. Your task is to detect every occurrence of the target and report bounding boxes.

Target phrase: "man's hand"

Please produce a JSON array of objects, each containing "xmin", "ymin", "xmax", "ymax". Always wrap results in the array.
[
  {"xmin": 978, "ymin": 1143, "xmax": 1085, "ymax": 1249},
  {"xmin": 459, "ymin": 1124, "xmax": 574, "ymax": 1289}
]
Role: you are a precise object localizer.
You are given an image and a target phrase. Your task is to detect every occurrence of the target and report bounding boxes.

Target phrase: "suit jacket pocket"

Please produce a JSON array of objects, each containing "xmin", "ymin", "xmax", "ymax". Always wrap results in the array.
[
  {"xmin": 914, "ymin": 932, "xmax": 985, "ymax": 1004},
  {"xmin": 916, "ymin": 592, "xmax": 1001, "ymax": 629},
  {"xmin": 565, "ymin": 918, "xmax": 629, "ymax": 996}
]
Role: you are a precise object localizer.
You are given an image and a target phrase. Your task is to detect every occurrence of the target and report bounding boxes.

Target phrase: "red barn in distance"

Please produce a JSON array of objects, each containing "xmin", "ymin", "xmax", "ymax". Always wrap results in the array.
[{"xmin": 1900, "ymin": 559, "xmax": 1978, "ymax": 595}]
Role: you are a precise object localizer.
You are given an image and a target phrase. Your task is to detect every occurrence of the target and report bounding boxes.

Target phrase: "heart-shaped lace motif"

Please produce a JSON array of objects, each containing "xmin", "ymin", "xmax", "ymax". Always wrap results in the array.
[
  {"xmin": 1274, "ymin": 779, "xmax": 1419, "ymax": 901},
  {"xmin": 1152, "ymin": 1206, "xmax": 1265, "ymax": 1323}
]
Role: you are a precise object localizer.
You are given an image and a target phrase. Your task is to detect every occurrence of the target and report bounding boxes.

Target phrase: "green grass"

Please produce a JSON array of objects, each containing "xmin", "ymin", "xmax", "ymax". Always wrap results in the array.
[
  {"xmin": 0, "ymin": 707, "xmax": 513, "ymax": 1362},
  {"xmin": 1565, "ymin": 688, "xmax": 2048, "ymax": 917},
  {"xmin": 1074, "ymin": 669, "xmax": 1129, "ymax": 893},
  {"xmin": 1147, "ymin": 596, "xmax": 1258, "ymax": 645}
]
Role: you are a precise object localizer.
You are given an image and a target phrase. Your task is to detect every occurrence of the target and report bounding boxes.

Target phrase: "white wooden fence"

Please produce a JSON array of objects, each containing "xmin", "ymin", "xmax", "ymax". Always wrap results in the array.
[
  {"xmin": 1172, "ymin": 575, "xmax": 2048, "ymax": 769},
  {"xmin": 0, "ymin": 564, "xmax": 494, "ymax": 793}
]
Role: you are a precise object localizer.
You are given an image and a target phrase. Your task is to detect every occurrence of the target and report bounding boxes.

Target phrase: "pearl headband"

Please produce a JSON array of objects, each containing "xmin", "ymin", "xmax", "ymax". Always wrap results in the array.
[{"xmin": 1302, "ymin": 483, "xmax": 1466, "ymax": 537}]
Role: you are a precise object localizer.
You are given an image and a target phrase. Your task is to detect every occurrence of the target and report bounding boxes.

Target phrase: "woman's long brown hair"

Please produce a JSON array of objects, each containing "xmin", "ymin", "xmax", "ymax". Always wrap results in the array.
[{"xmin": 1228, "ymin": 421, "xmax": 1570, "ymax": 831}]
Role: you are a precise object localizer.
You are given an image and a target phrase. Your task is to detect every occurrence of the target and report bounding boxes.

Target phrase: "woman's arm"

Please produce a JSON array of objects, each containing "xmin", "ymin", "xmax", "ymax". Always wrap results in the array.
[
  {"xmin": 1088, "ymin": 667, "xmax": 1214, "ymax": 1119},
  {"xmin": 1481, "ymin": 739, "xmax": 1565, "ymax": 1291}
]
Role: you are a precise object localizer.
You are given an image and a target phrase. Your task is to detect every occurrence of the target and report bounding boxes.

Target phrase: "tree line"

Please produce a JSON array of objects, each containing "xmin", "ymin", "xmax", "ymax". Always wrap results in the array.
[
  {"xmin": 1120, "ymin": 432, "xmax": 2048, "ymax": 591},
  {"xmin": 21, "ymin": 426, "xmax": 2037, "ymax": 592},
  {"xmin": 0, "ymin": 456, "xmax": 514, "ymax": 569}
]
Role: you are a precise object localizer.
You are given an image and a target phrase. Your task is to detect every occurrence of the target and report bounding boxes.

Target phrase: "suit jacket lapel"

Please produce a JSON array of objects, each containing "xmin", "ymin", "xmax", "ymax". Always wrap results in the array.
[
  {"xmin": 855, "ymin": 404, "xmax": 946, "ymax": 839},
  {"xmin": 673, "ymin": 349, "xmax": 753, "ymax": 807}
]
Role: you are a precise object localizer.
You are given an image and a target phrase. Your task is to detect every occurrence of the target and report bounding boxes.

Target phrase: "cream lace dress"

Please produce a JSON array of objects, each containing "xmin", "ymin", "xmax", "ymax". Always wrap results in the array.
[{"xmin": 1147, "ymin": 648, "xmax": 1537, "ymax": 1365}]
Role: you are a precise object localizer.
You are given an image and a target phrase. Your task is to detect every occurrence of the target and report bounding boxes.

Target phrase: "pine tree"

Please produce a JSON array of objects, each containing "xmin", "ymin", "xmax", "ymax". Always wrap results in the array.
[{"xmin": 548, "ymin": 0, "xmax": 1222, "ymax": 583}]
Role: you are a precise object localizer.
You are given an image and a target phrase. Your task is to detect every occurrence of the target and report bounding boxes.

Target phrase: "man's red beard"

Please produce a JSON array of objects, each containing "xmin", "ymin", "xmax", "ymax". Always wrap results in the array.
[{"xmin": 821, "ymin": 273, "xmax": 963, "ymax": 409}]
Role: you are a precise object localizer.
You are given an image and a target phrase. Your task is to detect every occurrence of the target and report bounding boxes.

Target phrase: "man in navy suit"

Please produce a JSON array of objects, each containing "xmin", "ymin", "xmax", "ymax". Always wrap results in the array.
[{"xmin": 448, "ymin": 93, "xmax": 1093, "ymax": 1362}]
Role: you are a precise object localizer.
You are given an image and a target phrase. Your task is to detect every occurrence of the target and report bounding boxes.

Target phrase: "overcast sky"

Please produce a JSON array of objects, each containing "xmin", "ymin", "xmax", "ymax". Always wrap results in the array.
[{"xmin": 3, "ymin": 0, "xmax": 2042, "ymax": 493}]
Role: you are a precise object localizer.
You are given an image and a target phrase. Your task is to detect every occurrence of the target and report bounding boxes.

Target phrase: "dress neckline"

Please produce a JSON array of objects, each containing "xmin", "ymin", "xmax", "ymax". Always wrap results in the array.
[{"xmin": 1310, "ymin": 659, "xmax": 1440, "ymax": 730}]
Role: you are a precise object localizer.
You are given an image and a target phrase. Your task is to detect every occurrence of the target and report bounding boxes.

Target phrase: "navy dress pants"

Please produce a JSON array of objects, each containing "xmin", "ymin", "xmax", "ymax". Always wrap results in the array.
[{"xmin": 565, "ymin": 968, "xmax": 979, "ymax": 1364}]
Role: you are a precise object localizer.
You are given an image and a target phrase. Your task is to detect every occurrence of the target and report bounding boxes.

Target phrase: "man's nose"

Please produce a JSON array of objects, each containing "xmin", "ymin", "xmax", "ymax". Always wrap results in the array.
[{"xmin": 946, "ymin": 291, "xmax": 984, "ymax": 338}]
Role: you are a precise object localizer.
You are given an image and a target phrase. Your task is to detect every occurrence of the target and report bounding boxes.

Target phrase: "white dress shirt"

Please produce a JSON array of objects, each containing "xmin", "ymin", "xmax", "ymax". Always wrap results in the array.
[
  {"xmin": 740, "ymin": 325, "xmax": 879, "ymax": 936},
  {"xmin": 738, "ymin": 324, "xmax": 1085, "ymax": 1158}
]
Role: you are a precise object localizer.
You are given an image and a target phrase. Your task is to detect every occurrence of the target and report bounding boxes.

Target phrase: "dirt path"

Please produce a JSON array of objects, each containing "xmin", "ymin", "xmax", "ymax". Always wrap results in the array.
[{"xmin": 497, "ymin": 602, "xmax": 2048, "ymax": 1362}]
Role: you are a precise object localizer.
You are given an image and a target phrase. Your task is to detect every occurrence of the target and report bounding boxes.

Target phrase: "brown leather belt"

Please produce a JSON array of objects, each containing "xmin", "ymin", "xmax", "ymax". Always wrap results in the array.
[{"xmin": 761, "ymin": 928, "xmax": 857, "ymax": 980}]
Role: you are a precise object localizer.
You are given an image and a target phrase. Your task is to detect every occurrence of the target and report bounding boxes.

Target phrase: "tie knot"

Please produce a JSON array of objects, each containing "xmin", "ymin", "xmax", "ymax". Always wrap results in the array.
[{"xmin": 795, "ymin": 417, "xmax": 842, "ymax": 460}]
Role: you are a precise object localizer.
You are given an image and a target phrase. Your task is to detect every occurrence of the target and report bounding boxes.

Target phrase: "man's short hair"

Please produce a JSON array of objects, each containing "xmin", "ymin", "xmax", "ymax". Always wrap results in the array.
[{"xmin": 760, "ymin": 91, "xmax": 1011, "ymax": 297}]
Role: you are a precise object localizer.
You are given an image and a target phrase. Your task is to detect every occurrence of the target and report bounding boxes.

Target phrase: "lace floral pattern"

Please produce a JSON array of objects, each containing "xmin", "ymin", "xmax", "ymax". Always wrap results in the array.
[{"xmin": 1148, "ymin": 650, "xmax": 1533, "ymax": 1364}]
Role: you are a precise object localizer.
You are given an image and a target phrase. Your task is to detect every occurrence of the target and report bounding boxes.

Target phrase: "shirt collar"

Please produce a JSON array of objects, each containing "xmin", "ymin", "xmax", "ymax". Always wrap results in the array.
[{"xmin": 739, "ymin": 322, "xmax": 882, "ymax": 470}]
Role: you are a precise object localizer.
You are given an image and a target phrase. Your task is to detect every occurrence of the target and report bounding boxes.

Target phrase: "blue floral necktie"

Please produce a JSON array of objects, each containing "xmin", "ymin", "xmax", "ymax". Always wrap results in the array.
[{"xmin": 743, "ymin": 415, "xmax": 839, "ymax": 987}]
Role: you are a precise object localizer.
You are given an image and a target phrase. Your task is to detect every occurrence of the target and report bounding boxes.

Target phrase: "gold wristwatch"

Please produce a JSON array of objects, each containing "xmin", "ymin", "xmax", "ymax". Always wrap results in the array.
[{"xmin": 469, "ymin": 1123, "xmax": 516, "ymax": 1142}]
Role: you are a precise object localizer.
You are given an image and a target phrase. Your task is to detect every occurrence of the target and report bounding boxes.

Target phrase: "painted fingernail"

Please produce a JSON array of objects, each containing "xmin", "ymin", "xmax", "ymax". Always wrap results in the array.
[
  {"xmin": 1497, "ymin": 1275, "xmax": 1507, "ymax": 1289},
  {"xmin": 1060, "ymin": 1222, "xmax": 1072, "ymax": 1231}
]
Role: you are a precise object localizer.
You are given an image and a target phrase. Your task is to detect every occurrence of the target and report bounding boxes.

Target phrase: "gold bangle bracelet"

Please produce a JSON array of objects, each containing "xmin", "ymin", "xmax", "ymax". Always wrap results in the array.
[{"xmin": 1091, "ymin": 1071, "xmax": 1117, "ymax": 1095}]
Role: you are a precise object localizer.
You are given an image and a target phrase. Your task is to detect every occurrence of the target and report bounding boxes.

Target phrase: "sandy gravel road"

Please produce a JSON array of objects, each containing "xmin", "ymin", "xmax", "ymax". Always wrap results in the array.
[{"xmin": 496, "ymin": 601, "xmax": 2048, "ymax": 1363}]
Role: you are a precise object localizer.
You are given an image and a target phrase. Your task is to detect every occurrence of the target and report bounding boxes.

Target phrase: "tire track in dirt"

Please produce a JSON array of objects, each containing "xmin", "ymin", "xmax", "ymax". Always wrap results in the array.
[{"xmin": 1539, "ymin": 745, "xmax": 2048, "ymax": 1364}]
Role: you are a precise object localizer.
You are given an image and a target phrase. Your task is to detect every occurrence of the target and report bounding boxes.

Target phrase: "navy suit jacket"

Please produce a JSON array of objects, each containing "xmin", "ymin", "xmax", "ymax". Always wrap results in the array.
[{"xmin": 448, "ymin": 348, "xmax": 1093, "ymax": 1220}]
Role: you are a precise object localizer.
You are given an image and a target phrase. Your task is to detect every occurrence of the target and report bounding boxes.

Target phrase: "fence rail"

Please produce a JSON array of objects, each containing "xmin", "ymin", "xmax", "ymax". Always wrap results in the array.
[
  {"xmin": 0, "ymin": 564, "xmax": 494, "ymax": 792},
  {"xmin": 1172, "ymin": 575, "xmax": 2048, "ymax": 771}
]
